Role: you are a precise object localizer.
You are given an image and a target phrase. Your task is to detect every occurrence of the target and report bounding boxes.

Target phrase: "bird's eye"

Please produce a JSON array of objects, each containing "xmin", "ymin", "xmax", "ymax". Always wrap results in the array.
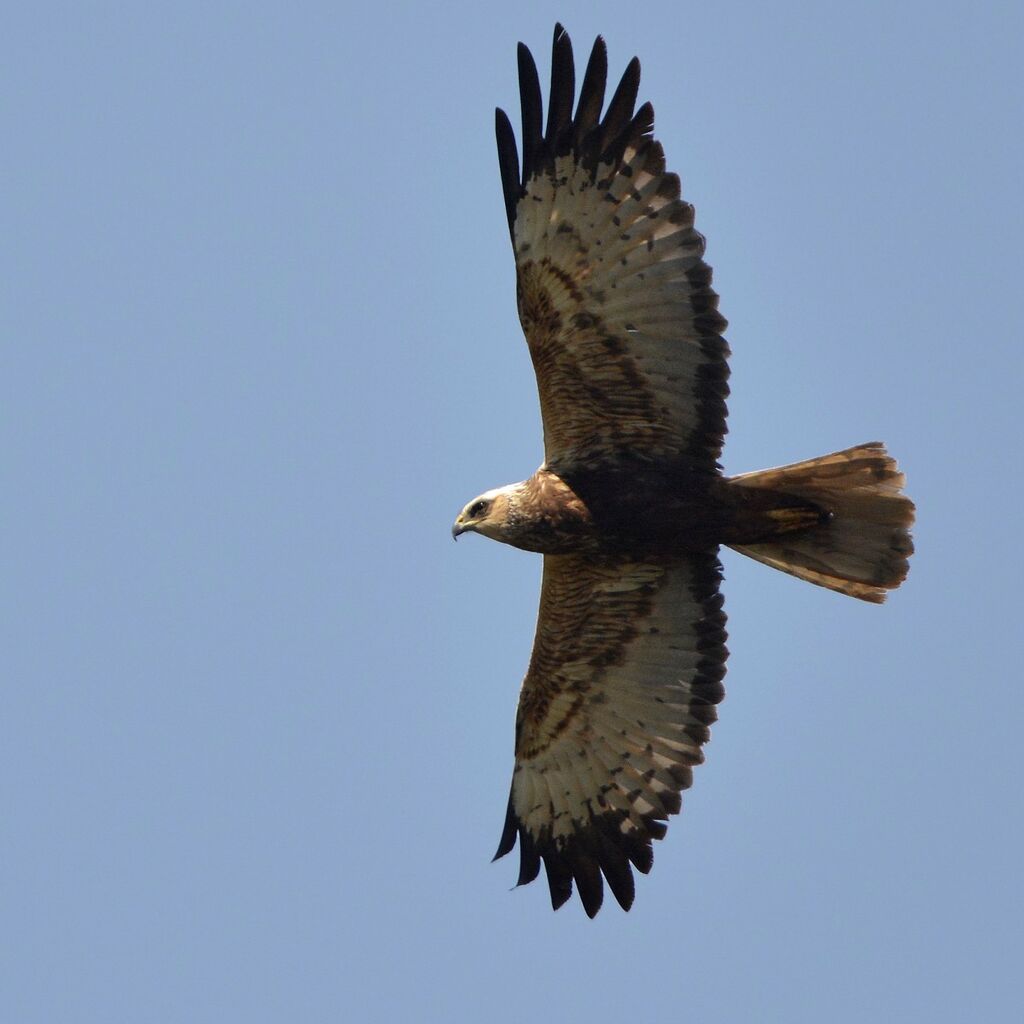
[{"xmin": 469, "ymin": 500, "xmax": 488, "ymax": 518}]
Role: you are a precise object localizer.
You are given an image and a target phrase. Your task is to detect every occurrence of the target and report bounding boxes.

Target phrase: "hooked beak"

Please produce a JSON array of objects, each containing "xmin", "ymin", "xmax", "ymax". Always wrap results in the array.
[{"xmin": 452, "ymin": 518, "xmax": 468, "ymax": 541}]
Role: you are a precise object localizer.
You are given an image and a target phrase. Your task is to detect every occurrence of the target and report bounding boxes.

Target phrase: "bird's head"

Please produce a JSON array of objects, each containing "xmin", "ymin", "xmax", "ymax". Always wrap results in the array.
[{"xmin": 452, "ymin": 484, "xmax": 522, "ymax": 544}]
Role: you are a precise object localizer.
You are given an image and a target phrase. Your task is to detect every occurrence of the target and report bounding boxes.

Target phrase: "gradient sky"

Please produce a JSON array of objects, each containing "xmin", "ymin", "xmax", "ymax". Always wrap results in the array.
[{"xmin": 4, "ymin": 2, "xmax": 1023, "ymax": 1021}]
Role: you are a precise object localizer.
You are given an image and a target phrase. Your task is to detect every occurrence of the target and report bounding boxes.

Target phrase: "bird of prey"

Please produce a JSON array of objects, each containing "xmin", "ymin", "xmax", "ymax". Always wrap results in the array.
[{"xmin": 452, "ymin": 25, "xmax": 914, "ymax": 917}]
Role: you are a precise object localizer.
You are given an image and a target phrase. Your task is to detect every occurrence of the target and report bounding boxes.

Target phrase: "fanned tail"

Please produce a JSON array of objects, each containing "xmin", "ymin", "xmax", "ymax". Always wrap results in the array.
[{"xmin": 727, "ymin": 442, "xmax": 914, "ymax": 603}]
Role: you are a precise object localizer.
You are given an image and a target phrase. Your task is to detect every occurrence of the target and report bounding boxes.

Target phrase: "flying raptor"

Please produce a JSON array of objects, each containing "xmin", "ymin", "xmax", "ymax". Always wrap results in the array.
[{"xmin": 452, "ymin": 25, "xmax": 914, "ymax": 917}]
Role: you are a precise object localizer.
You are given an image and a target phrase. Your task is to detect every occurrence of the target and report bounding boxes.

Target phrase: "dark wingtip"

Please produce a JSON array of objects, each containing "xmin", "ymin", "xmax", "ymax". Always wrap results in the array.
[
  {"xmin": 495, "ymin": 106, "xmax": 520, "ymax": 241},
  {"xmin": 581, "ymin": 888, "xmax": 604, "ymax": 919},
  {"xmin": 545, "ymin": 22, "xmax": 575, "ymax": 148},
  {"xmin": 516, "ymin": 41, "xmax": 543, "ymax": 185},
  {"xmin": 493, "ymin": 789, "xmax": 518, "ymax": 861},
  {"xmin": 609, "ymin": 874, "xmax": 635, "ymax": 912},
  {"xmin": 574, "ymin": 35, "xmax": 607, "ymax": 137},
  {"xmin": 542, "ymin": 851, "xmax": 574, "ymax": 911},
  {"xmin": 633, "ymin": 100, "xmax": 655, "ymax": 136},
  {"xmin": 502, "ymin": 28, "xmax": 654, "ymax": 212},
  {"xmin": 571, "ymin": 840, "xmax": 606, "ymax": 918},
  {"xmin": 599, "ymin": 54, "xmax": 641, "ymax": 155}
]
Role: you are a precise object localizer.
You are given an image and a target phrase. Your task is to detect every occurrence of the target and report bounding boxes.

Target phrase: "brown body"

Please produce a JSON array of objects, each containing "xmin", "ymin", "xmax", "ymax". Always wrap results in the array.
[{"xmin": 494, "ymin": 466, "xmax": 825, "ymax": 556}]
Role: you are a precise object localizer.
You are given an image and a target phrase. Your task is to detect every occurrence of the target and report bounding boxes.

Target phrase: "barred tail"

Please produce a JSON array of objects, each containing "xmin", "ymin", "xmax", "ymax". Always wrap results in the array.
[{"xmin": 727, "ymin": 442, "xmax": 915, "ymax": 603}]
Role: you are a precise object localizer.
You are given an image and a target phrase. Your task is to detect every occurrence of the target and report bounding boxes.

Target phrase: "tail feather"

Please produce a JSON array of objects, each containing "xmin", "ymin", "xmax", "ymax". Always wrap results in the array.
[{"xmin": 727, "ymin": 442, "xmax": 914, "ymax": 603}]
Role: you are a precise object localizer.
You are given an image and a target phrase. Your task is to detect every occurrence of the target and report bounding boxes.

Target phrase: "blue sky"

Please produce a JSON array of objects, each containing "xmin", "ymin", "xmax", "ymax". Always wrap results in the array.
[{"xmin": 4, "ymin": 2, "xmax": 1022, "ymax": 1021}]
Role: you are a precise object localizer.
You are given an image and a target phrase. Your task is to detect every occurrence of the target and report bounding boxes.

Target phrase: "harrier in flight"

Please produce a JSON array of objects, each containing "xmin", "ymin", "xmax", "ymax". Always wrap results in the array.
[{"xmin": 452, "ymin": 25, "xmax": 914, "ymax": 917}]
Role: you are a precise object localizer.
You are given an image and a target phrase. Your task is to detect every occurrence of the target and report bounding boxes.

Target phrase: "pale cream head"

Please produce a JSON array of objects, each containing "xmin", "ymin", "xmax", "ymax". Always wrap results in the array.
[{"xmin": 452, "ymin": 484, "xmax": 523, "ymax": 543}]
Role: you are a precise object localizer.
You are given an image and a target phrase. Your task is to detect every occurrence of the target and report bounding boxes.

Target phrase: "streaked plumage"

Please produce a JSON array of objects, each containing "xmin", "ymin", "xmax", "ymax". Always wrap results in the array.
[{"xmin": 453, "ymin": 25, "xmax": 914, "ymax": 917}]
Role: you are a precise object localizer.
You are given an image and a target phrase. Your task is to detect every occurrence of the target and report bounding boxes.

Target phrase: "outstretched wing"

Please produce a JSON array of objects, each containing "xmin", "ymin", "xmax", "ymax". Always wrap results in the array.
[
  {"xmin": 494, "ymin": 551, "xmax": 728, "ymax": 916},
  {"xmin": 495, "ymin": 25, "xmax": 730, "ymax": 471}
]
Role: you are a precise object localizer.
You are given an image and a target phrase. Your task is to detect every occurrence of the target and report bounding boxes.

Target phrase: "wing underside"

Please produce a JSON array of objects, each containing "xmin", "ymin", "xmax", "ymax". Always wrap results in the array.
[
  {"xmin": 496, "ymin": 25, "xmax": 731, "ymax": 471},
  {"xmin": 494, "ymin": 552, "xmax": 728, "ymax": 916}
]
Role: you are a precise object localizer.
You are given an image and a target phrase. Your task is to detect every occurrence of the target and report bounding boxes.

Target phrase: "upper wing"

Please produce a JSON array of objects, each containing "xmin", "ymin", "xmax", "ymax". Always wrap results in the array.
[
  {"xmin": 495, "ymin": 25, "xmax": 730, "ymax": 471},
  {"xmin": 494, "ymin": 551, "xmax": 727, "ymax": 916}
]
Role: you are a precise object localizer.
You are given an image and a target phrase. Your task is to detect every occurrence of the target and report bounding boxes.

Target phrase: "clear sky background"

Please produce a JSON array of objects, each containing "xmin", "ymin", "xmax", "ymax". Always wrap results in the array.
[{"xmin": 4, "ymin": 2, "xmax": 1022, "ymax": 1021}]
